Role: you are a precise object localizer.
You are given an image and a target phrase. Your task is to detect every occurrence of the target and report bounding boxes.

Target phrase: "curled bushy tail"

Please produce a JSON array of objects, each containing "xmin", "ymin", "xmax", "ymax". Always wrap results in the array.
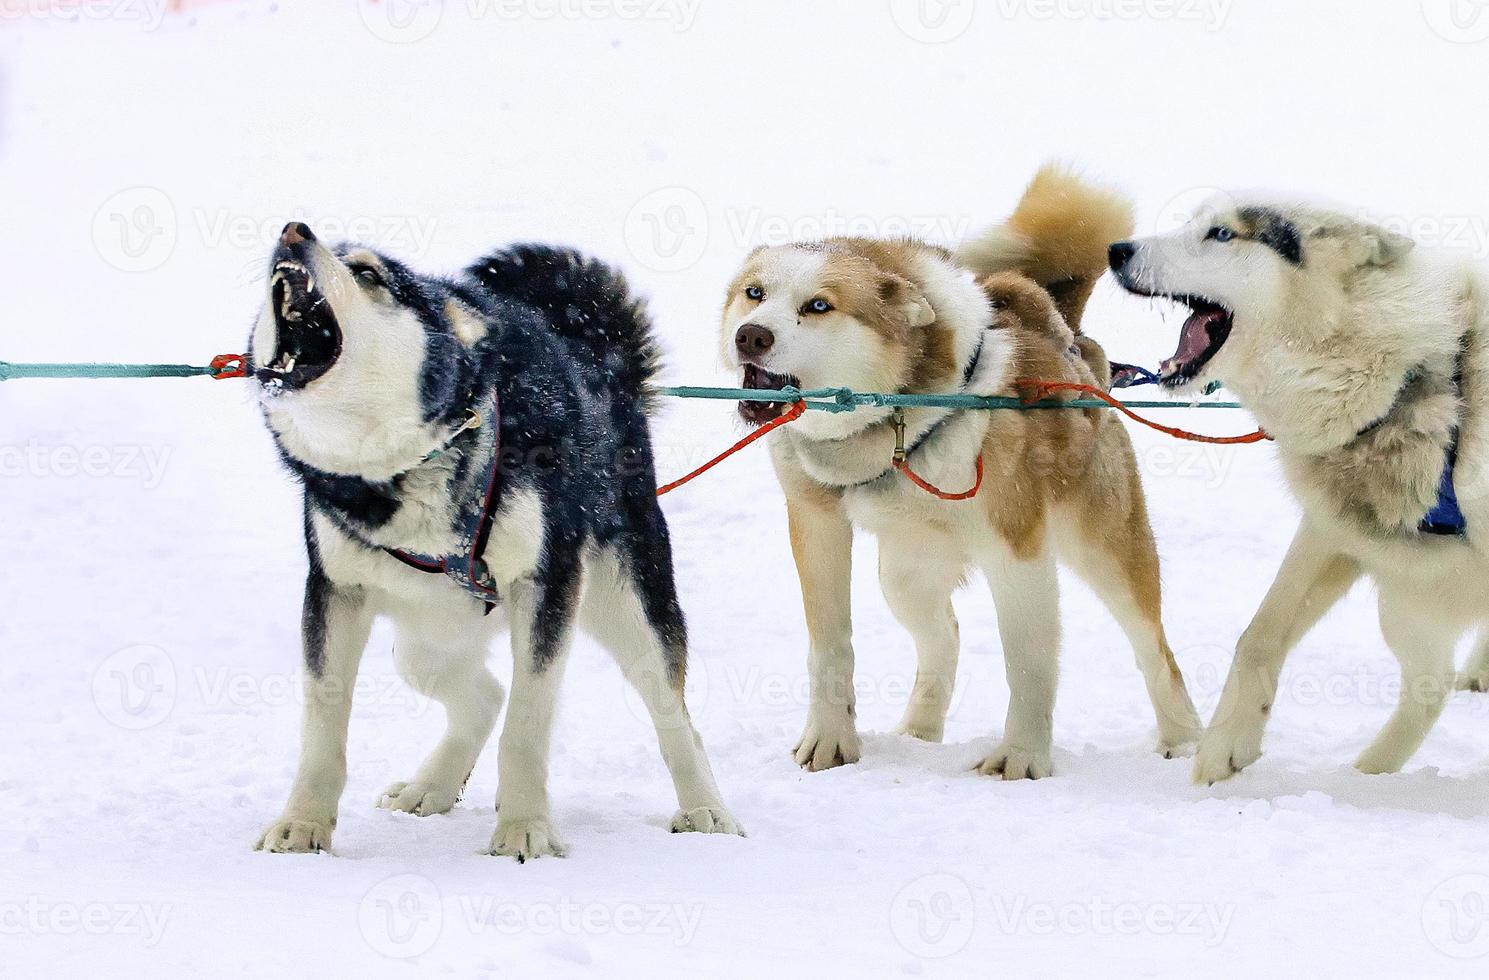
[
  {"xmin": 470, "ymin": 244, "xmax": 663, "ymax": 408},
  {"xmin": 956, "ymin": 164, "xmax": 1135, "ymax": 333}
]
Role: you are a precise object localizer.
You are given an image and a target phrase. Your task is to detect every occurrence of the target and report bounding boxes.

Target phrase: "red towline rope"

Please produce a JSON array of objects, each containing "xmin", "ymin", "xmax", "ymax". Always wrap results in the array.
[
  {"xmin": 654, "ymin": 400, "xmax": 987, "ymax": 501},
  {"xmin": 1017, "ymin": 378, "xmax": 1271, "ymax": 446},
  {"xmin": 655, "ymin": 400, "xmax": 808, "ymax": 497}
]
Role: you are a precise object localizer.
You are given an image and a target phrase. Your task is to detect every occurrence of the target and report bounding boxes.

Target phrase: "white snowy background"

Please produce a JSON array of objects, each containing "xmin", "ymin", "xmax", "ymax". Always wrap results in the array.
[{"xmin": 4, "ymin": 1, "xmax": 1489, "ymax": 976}]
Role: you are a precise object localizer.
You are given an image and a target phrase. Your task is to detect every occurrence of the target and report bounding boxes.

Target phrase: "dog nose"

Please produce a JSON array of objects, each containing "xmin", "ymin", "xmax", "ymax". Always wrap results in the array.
[
  {"xmin": 1108, "ymin": 241, "xmax": 1136, "ymax": 272},
  {"xmin": 280, "ymin": 222, "xmax": 317, "ymax": 246},
  {"xmin": 735, "ymin": 324, "xmax": 775, "ymax": 356}
]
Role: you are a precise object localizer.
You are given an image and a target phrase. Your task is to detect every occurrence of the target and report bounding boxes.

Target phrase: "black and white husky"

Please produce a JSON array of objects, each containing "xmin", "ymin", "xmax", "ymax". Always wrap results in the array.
[{"xmin": 250, "ymin": 223, "xmax": 741, "ymax": 860}]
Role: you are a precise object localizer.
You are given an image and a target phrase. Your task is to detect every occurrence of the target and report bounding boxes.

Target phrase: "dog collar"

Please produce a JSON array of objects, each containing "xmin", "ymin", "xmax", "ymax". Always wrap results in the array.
[
  {"xmin": 384, "ymin": 391, "xmax": 507, "ymax": 609},
  {"xmin": 900, "ymin": 334, "xmax": 988, "ymax": 459}
]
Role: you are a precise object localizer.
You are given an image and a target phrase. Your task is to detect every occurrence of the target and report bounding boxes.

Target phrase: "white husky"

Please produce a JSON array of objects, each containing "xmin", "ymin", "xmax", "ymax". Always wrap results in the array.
[{"xmin": 1109, "ymin": 195, "xmax": 1489, "ymax": 783}]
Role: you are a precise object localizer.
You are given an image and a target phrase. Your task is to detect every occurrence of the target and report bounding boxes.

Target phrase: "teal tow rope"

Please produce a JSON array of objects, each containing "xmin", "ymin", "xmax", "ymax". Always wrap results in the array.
[
  {"xmin": 0, "ymin": 358, "xmax": 1250, "ymax": 412},
  {"xmin": 656, "ymin": 385, "xmax": 1248, "ymax": 413},
  {"xmin": 0, "ymin": 355, "xmax": 248, "ymax": 383}
]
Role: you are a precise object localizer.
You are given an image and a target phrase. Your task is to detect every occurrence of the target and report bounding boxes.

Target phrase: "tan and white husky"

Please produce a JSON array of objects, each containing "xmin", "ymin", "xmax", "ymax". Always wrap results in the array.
[{"xmin": 718, "ymin": 167, "xmax": 1203, "ymax": 777}]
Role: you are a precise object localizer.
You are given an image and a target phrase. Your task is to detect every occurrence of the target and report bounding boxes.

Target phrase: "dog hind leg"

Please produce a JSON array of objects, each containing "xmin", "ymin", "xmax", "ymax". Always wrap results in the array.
[
  {"xmin": 579, "ymin": 551, "xmax": 742, "ymax": 837},
  {"xmin": 378, "ymin": 626, "xmax": 506, "ymax": 817},
  {"xmin": 1456, "ymin": 628, "xmax": 1489, "ymax": 692},
  {"xmin": 878, "ymin": 528, "xmax": 965, "ymax": 743},
  {"xmin": 1054, "ymin": 519, "xmax": 1202, "ymax": 758},
  {"xmin": 1355, "ymin": 586, "xmax": 1461, "ymax": 775}
]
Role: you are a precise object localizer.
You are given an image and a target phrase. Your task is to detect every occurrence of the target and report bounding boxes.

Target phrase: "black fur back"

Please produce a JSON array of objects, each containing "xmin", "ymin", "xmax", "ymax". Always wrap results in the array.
[{"xmin": 468, "ymin": 245, "xmax": 663, "ymax": 411}]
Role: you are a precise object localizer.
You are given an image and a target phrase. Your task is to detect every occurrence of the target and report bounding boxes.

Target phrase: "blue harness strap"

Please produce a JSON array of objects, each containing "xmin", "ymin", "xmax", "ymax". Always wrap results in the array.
[
  {"xmin": 1419, "ymin": 355, "xmax": 1467, "ymax": 537},
  {"xmin": 1421, "ymin": 435, "xmax": 1466, "ymax": 536},
  {"xmin": 384, "ymin": 391, "xmax": 506, "ymax": 609},
  {"xmin": 1109, "ymin": 361, "xmax": 1163, "ymax": 389}
]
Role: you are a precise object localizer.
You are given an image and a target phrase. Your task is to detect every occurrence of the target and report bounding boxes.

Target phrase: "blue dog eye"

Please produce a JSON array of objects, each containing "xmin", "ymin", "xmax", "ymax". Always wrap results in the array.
[
  {"xmin": 805, "ymin": 298, "xmax": 832, "ymax": 314},
  {"xmin": 745, "ymin": 286, "xmax": 764, "ymax": 301},
  {"xmin": 1207, "ymin": 226, "xmax": 1236, "ymax": 243}
]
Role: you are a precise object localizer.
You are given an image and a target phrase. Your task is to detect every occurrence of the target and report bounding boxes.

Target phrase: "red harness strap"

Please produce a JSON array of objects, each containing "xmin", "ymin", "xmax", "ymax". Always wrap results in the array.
[{"xmin": 893, "ymin": 455, "xmax": 985, "ymax": 501}]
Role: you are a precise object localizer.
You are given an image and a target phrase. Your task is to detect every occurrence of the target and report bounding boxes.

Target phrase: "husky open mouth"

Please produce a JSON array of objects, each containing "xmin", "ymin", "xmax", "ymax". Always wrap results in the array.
[
  {"xmin": 739, "ymin": 363, "xmax": 800, "ymax": 426},
  {"xmin": 1156, "ymin": 296, "xmax": 1233, "ymax": 388},
  {"xmin": 259, "ymin": 253, "xmax": 342, "ymax": 390}
]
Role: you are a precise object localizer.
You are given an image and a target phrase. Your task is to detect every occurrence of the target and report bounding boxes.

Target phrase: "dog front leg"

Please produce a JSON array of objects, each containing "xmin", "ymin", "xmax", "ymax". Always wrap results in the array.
[
  {"xmin": 1193, "ymin": 521, "xmax": 1360, "ymax": 785},
  {"xmin": 489, "ymin": 577, "xmax": 576, "ymax": 861},
  {"xmin": 784, "ymin": 487, "xmax": 860, "ymax": 771},
  {"xmin": 257, "ymin": 569, "xmax": 372, "ymax": 853}
]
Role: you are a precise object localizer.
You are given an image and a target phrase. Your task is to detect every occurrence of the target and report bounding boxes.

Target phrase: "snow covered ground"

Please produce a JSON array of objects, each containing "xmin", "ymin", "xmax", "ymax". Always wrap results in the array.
[{"xmin": 4, "ymin": 1, "xmax": 1489, "ymax": 976}]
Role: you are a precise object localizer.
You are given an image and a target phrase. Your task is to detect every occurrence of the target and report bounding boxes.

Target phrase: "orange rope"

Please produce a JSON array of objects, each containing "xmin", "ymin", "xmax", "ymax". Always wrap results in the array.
[
  {"xmin": 1017, "ymin": 379, "xmax": 1271, "ymax": 445},
  {"xmin": 893, "ymin": 455, "xmax": 984, "ymax": 501},
  {"xmin": 655, "ymin": 400, "xmax": 807, "ymax": 496}
]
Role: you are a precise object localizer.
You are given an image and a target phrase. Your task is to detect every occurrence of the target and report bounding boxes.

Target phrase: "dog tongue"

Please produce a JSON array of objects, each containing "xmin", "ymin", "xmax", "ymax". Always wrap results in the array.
[{"xmin": 1161, "ymin": 308, "xmax": 1227, "ymax": 378}]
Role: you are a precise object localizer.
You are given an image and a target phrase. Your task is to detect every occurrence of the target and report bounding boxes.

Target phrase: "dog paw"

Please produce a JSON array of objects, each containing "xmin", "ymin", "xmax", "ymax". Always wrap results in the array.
[
  {"xmin": 377, "ymin": 780, "xmax": 459, "ymax": 816},
  {"xmin": 1192, "ymin": 725, "xmax": 1262, "ymax": 785},
  {"xmin": 894, "ymin": 710, "xmax": 946, "ymax": 743},
  {"xmin": 487, "ymin": 819, "xmax": 566, "ymax": 862},
  {"xmin": 1457, "ymin": 670, "xmax": 1489, "ymax": 693},
  {"xmin": 256, "ymin": 814, "xmax": 334, "ymax": 854},
  {"xmin": 1354, "ymin": 743, "xmax": 1410, "ymax": 776},
  {"xmin": 671, "ymin": 806, "xmax": 746, "ymax": 837},
  {"xmin": 1156, "ymin": 735, "xmax": 1200, "ymax": 760},
  {"xmin": 973, "ymin": 742, "xmax": 1052, "ymax": 780},
  {"xmin": 793, "ymin": 716, "xmax": 862, "ymax": 772},
  {"xmin": 895, "ymin": 721, "xmax": 945, "ymax": 743}
]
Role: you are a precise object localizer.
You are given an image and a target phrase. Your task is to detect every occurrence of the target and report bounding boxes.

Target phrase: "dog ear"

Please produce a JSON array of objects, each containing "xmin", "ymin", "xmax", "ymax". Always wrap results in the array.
[
  {"xmin": 1360, "ymin": 225, "xmax": 1415, "ymax": 267},
  {"xmin": 1315, "ymin": 219, "xmax": 1416, "ymax": 268},
  {"xmin": 879, "ymin": 274, "xmax": 936, "ymax": 327},
  {"xmin": 445, "ymin": 299, "xmax": 488, "ymax": 346}
]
